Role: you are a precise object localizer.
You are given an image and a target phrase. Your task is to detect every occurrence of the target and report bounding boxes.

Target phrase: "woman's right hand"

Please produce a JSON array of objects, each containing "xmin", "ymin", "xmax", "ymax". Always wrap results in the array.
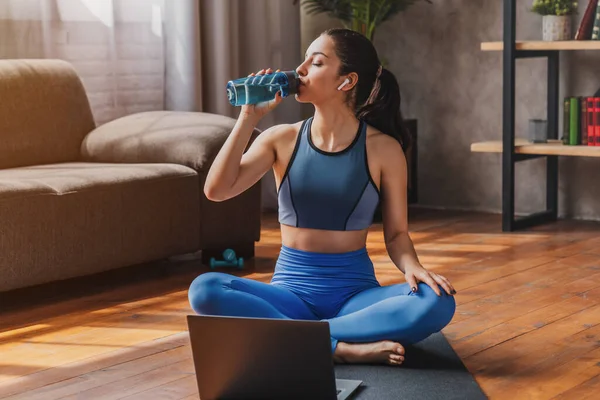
[{"xmin": 240, "ymin": 68, "xmax": 284, "ymax": 121}]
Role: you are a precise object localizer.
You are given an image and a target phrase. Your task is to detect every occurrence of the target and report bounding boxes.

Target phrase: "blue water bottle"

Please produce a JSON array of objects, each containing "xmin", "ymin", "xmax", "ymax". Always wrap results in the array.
[{"xmin": 226, "ymin": 70, "xmax": 299, "ymax": 106}]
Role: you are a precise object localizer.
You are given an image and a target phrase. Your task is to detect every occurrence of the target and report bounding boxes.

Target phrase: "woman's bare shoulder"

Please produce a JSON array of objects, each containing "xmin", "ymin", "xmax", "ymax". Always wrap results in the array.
[
  {"xmin": 365, "ymin": 125, "xmax": 404, "ymax": 159},
  {"xmin": 260, "ymin": 120, "xmax": 305, "ymax": 142}
]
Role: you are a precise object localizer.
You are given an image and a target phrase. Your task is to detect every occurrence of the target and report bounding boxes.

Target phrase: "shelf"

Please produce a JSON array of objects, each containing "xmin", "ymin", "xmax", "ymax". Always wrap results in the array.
[
  {"xmin": 471, "ymin": 139, "xmax": 600, "ymax": 157},
  {"xmin": 481, "ymin": 40, "xmax": 600, "ymax": 51}
]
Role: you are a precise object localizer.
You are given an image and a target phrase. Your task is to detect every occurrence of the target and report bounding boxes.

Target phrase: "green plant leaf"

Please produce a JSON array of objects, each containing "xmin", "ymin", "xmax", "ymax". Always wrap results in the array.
[
  {"xmin": 302, "ymin": 0, "xmax": 431, "ymax": 41},
  {"xmin": 530, "ymin": 0, "xmax": 577, "ymax": 16},
  {"xmin": 302, "ymin": 0, "xmax": 353, "ymax": 21}
]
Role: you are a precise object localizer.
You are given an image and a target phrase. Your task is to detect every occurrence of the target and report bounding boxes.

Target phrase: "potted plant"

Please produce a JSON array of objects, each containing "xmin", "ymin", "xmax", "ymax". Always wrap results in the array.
[
  {"xmin": 298, "ymin": 0, "xmax": 431, "ymax": 42},
  {"xmin": 531, "ymin": 0, "xmax": 578, "ymax": 41}
]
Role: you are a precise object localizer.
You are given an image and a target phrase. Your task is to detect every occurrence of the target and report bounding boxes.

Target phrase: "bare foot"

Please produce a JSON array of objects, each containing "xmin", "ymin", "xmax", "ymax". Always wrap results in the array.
[{"xmin": 333, "ymin": 340, "xmax": 405, "ymax": 366}]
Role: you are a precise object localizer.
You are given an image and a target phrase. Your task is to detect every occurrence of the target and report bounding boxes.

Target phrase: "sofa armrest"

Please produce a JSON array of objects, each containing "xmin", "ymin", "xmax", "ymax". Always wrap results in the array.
[{"xmin": 80, "ymin": 110, "xmax": 260, "ymax": 172}]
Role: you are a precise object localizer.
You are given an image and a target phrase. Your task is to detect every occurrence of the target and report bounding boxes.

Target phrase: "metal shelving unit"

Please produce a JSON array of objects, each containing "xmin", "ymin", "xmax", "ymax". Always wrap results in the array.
[{"xmin": 470, "ymin": 0, "xmax": 600, "ymax": 231}]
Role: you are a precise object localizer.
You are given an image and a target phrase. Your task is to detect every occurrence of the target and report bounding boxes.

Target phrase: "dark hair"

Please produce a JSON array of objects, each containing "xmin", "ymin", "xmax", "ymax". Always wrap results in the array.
[{"xmin": 323, "ymin": 28, "xmax": 412, "ymax": 151}]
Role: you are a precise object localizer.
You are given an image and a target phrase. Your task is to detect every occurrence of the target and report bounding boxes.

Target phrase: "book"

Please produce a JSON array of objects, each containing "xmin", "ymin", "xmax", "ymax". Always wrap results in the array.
[
  {"xmin": 592, "ymin": 2, "xmax": 600, "ymax": 39},
  {"xmin": 559, "ymin": 96, "xmax": 600, "ymax": 146},
  {"xmin": 581, "ymin": 97, "xmax": 588, "ymax": 145},
  {"xmin": 587, "ymin": 97, "xmax": 595, "ymax": 146},
  {"xmin": 595, "ymin": 98, "xmax": 600, "ymax": 145},
  {"xmin": 577, "ymin": 0, "xmax": 599, "ymax": 40},
  {"xmin": 570, "ymin": 97, "xmax": 580, "ymax": 145},
  {"xmin": 563, "ymin": 97, "xmax": 570, "ymax": 144}
]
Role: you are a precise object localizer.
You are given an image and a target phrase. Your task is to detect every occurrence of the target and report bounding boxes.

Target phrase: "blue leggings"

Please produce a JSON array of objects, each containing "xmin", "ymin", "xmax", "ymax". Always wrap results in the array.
[{"xmin": 188, "ymin": 245, "xmax": 456, "ymax": 352}]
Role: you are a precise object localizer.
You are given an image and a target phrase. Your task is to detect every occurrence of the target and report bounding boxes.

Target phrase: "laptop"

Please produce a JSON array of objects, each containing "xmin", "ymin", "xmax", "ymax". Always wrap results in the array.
[{"xmin": 186, "ymin": 315, "xmax": 363, "ymax": 400}]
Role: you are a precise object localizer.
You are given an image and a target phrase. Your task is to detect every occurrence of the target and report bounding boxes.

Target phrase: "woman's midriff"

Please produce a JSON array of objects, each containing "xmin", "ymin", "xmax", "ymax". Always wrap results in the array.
[{"xmin": 280, "ymin": 224, "xmax": 369, "ymax": 254}]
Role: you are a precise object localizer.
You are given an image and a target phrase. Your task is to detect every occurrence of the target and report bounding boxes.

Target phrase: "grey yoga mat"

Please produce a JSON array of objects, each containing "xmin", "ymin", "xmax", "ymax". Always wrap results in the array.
[{"xmin": 334, "ymin": 332, "xmax": 488, "ymax": 400}]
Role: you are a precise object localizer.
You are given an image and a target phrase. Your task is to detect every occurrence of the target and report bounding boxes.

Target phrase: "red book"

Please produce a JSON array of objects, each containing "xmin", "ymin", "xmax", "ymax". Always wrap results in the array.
[
  {"xmin": 595, "ymin": 98, "xmax": 600, "ymax": 146},
  {"xmin": 587, "ymin": 97, "xmax": 595, "ymax": 146},
  {"xmin": 582, "ymin": 97, "xmax": 588, "ymax": 145},
  {"xmin": 576, "ymin": 0, "xmax": 599, "ymax": 40}
]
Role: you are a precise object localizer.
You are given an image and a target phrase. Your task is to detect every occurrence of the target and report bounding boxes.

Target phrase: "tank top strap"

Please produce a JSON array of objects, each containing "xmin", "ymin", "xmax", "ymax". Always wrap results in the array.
[
  {"xmin": 299, "ymin": 116, "xmax": 313, "ymax": 146},
  {"xmin": 357, "ymin": 119, "xmax": 367, "ymax": 147}
]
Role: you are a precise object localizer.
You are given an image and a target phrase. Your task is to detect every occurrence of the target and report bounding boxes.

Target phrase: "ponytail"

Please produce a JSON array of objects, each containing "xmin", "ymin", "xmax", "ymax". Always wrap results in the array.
[
  {"xmin": 356, "ymin": 68, "xmax": 412, "ymax": 152},
  {"xmin": 322, "ymin": 28, "xmax": 412, "ymax": 152}
]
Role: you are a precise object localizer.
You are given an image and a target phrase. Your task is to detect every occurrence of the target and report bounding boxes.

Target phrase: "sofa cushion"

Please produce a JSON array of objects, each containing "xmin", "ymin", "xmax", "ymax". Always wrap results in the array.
[
  {"xmin": 0, "ymin": 60, "xmax": 96, "ymax": 170},
  {"xmin": 81, "ymin": 111, "xmax": 259, "ymax": 173},
  {"xmin": 0, "ymin": 162, "xmax": 197, "ymax": 195},
  {"xmin": 0, "ymin": 162, "xmax": 200, "ymax": 293},
  {"xmin": 0, "ymin": 180, "xmax": 56, "ymax": 201}
]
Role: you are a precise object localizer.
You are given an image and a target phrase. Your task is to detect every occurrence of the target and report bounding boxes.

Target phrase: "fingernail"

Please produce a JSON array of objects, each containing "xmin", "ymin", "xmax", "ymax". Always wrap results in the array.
[
  {"xmin": 451, "ymin": 290, "xmax": 456, "ymax": 294},
  {"xmin": 411, "ymin": 287, "xmax": 417, "ymax": 292}
]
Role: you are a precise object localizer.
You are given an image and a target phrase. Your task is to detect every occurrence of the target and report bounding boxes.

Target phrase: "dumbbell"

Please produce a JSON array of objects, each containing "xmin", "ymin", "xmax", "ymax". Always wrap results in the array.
[{"xmin": 209, "ymin": 248, "xmax": 244, "ymax": 269}]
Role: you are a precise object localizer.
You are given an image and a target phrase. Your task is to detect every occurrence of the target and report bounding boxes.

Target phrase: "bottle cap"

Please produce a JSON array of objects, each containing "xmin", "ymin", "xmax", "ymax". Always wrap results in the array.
[{"xmin": 283, "ymin": 71, "xmax": 300, "ymax": 94}]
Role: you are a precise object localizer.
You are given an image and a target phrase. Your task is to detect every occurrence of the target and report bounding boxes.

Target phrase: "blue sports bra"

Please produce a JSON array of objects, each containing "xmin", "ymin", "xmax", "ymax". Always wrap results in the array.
[{"xmin": 278, "ymin": 117, "xmax": 380, "ymax": 231}]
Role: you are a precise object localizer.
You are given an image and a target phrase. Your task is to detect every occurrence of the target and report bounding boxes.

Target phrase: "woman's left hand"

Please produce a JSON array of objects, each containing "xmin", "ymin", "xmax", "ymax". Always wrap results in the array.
[{"xmin": 404, "ymin": 263, "xmax": 456, "ymax": 296}]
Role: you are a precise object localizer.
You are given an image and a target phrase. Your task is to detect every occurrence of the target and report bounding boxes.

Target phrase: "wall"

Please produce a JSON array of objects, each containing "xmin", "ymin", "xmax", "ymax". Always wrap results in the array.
[{"xmin": 300, "ymin": 0, "xmax": 600, "ymax": 221}]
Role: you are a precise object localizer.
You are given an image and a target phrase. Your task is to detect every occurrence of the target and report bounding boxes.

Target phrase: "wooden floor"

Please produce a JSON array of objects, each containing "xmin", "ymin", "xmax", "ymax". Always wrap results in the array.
[{"xmin": 2, "ymin": 208, "xmax": 600, "ymax": 399}]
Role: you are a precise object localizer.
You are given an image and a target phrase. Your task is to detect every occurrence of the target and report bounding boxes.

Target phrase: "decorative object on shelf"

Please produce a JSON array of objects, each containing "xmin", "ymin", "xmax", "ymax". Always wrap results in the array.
[
  {"xmin": 575, "ymin": 0, "xmax": 598, "ymax": 40},
  {"xmin": 531, "ymin": 0, "xmax": 578, "ymax": 41},
  {"xmin": 298, "ymin": 0, "xmax": 431, "ymax": 41},
  {"xmin": 529, "ymin": 119, "xmax": 548, "ymax": 143},
  {"xmin": 543, "ymin": 15, "xmax": 571, "ymax": 41}
]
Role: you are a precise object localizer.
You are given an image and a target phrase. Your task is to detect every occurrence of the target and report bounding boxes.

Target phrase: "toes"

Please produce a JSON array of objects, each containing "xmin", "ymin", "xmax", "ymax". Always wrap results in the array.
[
  {"xmin": 384, "ymin": 341, "xmax": 405, "ymax": 355},
  {"xmin": 390, "ymin": 354, "xmax": 404, "ymax": 363},
  {"xmin": 388, "ymin": 356, "xmax": 404, "ymax": 366}
]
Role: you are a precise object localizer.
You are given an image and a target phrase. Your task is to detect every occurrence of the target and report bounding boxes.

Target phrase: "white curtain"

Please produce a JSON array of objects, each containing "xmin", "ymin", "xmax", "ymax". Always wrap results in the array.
[
  {"xmin": 162, "ymin": 0, "xmax": 306, "ymax": 209},
  {"xmin": 0, "ymin": 0, "xmax": 166, "ymax": 126},
  {"xmin": 0, "ymin": 0, "xmax": 303, "ymax": 122},
  {"xmin": 163, "ymin": 0, "xmax": 304, "ymax": 127}
]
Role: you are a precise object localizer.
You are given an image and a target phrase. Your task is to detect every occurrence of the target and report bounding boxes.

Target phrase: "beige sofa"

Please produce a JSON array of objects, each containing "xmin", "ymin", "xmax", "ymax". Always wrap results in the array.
[{"xmin": 0, "ymin": 59, "xmax": 261, "ymax": 294}]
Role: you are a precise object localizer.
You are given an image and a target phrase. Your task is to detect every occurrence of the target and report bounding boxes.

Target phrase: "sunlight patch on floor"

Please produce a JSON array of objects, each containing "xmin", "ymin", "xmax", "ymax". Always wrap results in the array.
[
  {"xmin": 0, "ymin": 324, "xmax": 53, "ymax": 341},
  {"xmin": 416, "ymin": 243, "xmax": 509, "ymax": 253}
]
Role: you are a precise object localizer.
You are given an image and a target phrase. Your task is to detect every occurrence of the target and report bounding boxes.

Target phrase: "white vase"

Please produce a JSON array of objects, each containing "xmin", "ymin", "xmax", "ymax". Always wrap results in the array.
[{"xmin": 542, "ymin": 15, "xmax": 571, "ymax": 41}]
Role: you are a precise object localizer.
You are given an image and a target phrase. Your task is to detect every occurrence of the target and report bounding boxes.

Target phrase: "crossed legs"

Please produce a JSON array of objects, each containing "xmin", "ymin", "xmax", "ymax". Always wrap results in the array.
[
  {"xmin": 326, "ymin": 281, "xmax": 456, "ymax": 364},
  {"xmin": 188, "ymin": 272, "xmax": 456, "ymax": 365}
]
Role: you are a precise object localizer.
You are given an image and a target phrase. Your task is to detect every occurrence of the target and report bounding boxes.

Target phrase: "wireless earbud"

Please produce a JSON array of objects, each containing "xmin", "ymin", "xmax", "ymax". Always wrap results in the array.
[{"xmin": 337, "ymin": 78, "xmax": 350, "ymax": 91}]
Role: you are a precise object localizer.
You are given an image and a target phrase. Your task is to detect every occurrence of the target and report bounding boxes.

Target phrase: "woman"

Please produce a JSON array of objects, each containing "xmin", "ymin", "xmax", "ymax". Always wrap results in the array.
[{"xmin": 189, "ymin": 28, "xmax": 456, "ymax": 366}]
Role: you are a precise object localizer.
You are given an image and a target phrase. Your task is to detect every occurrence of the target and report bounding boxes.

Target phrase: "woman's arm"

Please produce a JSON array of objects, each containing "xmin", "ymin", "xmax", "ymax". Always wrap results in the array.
[
  {"xmin": 204, "ymin": 113, "xmax": 287, "ymax": 202},
  {"xmin": 378, "ymin": 137, "xmax": 456, "ymax": 296},
  {"xmin": 204, "ymin": 68, "xmax": 288, "ymax": 202}
]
